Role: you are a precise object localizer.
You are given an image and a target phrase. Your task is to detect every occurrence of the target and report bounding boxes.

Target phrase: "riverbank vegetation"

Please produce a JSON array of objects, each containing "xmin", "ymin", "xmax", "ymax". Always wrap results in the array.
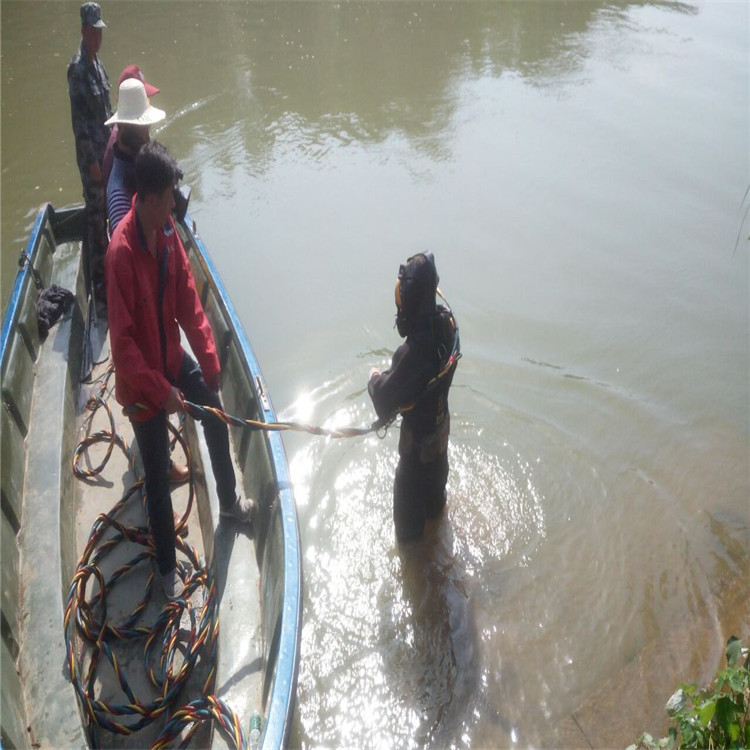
[{"xmin": 629, "ymin": 636, "xmax": 749, "ymax": 749}]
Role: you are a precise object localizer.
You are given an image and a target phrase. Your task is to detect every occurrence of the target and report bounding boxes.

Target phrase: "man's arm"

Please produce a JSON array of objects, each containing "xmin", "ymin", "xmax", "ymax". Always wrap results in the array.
[
  {"xmin": 368, "ymin": 344, "xmax": 422, "ymax": 420},
  {"xmin": 172, "ymin": 230, "xmax": 221, "ymax": 389},
  {"xmin": 106, "ymin": 178, "xmax": 132, "ymax": 234}
]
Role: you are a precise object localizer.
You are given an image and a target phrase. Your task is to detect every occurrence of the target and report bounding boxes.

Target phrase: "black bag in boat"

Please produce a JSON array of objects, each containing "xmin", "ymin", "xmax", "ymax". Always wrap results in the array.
[{"xmin": 37, "ymin": 284, "xmax": 74, "ymax": 339}]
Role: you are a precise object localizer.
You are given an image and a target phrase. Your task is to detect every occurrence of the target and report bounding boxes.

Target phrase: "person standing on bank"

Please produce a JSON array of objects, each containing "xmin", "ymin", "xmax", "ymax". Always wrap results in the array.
[
  {"xmin": 68, "ymin": 1, "xmax": 112, "ymax": 312},
  {"xmin": 106, "ymin": 141, "xmax": 253, "ymax": 600},
  {"xmin": 105, "ymin": 78, "xmax": 165, "ymax": 233},
  {"xmin": 368, "ymin": 253, "xmax": 460, "ymax": 543}
]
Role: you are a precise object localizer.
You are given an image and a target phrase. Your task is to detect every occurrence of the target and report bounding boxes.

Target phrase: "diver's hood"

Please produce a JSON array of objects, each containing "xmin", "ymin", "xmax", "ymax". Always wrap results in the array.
[{"xmin": 395, "ymin": 252, "xmax": 439, "ymax": 336}]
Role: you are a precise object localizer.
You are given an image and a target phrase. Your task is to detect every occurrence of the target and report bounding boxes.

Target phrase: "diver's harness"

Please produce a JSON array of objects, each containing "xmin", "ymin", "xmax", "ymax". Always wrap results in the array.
[{"xmin": 381, "ymin": 290, "xmax": 461, "ymax": 426}]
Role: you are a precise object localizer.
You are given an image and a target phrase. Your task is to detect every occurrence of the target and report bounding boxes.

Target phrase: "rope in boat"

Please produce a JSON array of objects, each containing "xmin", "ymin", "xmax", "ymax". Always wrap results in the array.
[
  {"xmin": 126, "ymin": 299, "xmax": 461, "ymax": 437},
  {"xmin": 151, "ymin": 694, "xmax": 246, "ymax": 750},
  {"xmin": 67, "ymin": 363, "xmax": 246, "ymax": 749},
  {"xmin": 125, "ymin": 342, "xmax": 461, "ymax": 439},
  {"xmin": 182, "ymin": 399, "xmax": 394, "ymax": 438}
]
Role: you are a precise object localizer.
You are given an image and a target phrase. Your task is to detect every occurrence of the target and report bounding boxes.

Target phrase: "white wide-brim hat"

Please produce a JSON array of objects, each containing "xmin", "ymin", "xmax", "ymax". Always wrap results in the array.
[{"xmin": 105, "ymin": 78, "xmax": 165, "ymax": 126}]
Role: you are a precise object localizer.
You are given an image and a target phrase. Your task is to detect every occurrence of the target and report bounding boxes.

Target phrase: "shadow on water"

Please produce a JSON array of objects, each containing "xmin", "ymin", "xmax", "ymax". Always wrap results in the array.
[{"xmin": 391, "ymin": 515, "xmax": 516, "ymax": 748}]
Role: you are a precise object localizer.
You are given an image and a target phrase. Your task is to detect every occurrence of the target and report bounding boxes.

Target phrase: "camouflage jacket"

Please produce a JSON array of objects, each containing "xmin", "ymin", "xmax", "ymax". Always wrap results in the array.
[{"xmin": 68, "ymin": 40, "xmax": 112, "ymax": 174}]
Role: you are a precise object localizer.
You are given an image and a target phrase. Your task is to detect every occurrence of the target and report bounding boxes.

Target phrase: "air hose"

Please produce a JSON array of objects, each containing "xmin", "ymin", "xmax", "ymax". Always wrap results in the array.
[{"xmin": 68, "ymin": 363, "xmax": 246, "ymax": 748}]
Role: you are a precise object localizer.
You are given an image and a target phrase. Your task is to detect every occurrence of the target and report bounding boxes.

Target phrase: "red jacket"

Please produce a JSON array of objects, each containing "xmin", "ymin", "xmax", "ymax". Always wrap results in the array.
[{"xmin": 105, "ymin": 202, "xmax": 220, "ymax": 421}]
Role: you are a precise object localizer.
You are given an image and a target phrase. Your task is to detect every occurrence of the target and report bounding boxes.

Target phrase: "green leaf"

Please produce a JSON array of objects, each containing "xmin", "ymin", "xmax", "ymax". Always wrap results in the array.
[
  {"xmin": 728, "ymin": 721, "xmax": 740, "ymax": 743},
  {"xmin": 681, "ymin": 723, "xmax": 695, "ymax": 747},
  {"xmin": 726, "ymin": 636, "xmax": 742, "ymax": 666},
  {"xmin": 726, "ymin": 668, "xmax": 746, "ymax": 693},
  {"xmin": 698, "ymin": 699, "xmax": 716, "ymax": 727},
  {"xmin": 680, "ymin": 682, "xmax": 698, "ymax": 697},
  {"xmin": 715, "ymin": 695, "xmax": 740, "ymax": 733}
]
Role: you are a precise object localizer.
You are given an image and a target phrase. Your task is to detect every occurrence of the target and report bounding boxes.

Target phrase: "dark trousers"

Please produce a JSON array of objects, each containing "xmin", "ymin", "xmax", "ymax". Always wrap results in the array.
[
  {"xmin": 393, "ymin": 450, "xmax": 449, "ymax": 543},
  {"xmin": 131, "ymin": 353, "xmax": 237, "ymax": 574},
  {"xmin": 80, "ymin": 172, "xmax": 108, "ymax": 295}
]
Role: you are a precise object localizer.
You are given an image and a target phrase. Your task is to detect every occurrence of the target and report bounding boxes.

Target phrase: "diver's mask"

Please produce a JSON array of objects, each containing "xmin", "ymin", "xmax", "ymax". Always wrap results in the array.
[{"xmin": 394, "ymin": 252, "xmax": 438, "ymax": 337}]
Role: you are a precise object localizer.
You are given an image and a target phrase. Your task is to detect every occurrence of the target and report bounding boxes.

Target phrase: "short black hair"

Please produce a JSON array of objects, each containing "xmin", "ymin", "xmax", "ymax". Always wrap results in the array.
[{"xmin": 135, "ymin": 141, "xmax": 179, "ymax": 198}]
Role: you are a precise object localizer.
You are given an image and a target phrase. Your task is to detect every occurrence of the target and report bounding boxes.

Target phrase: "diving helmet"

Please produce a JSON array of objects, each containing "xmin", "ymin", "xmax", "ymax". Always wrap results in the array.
[{"xmin": 394, "ymin": 252, "xmax": 439, "ymax": 337}]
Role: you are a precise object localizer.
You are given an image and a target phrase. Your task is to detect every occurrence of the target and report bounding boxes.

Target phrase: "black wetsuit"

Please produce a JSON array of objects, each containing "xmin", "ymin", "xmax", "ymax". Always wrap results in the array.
[{"xmin": 368, "ymin": 305, "xmax": 456, "ymax": 541}]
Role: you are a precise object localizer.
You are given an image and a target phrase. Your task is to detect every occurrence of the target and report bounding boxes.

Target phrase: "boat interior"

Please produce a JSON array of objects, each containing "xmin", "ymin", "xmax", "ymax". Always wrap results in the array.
[{"xmin": 1, "ymin": 205, "xmax": 300, "ymax": 749}]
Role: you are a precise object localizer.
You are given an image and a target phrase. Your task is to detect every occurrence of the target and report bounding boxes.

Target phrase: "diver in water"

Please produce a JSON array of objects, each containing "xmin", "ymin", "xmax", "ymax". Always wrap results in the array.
[{"xmin": 368, "ymin": 252, "xmax": 460, "ymax": 542}]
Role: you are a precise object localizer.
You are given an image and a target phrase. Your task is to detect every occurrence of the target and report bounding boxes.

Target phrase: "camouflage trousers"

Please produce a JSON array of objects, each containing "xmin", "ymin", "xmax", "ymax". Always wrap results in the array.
[{"xmin": 80, "ymin": 172, "xmax": 108, "ymax": 299}]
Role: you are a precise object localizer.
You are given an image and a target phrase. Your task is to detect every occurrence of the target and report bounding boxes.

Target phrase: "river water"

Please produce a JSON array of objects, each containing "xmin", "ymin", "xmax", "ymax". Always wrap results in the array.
[{"xmin": 2, "ymin": 1, "xmax": 748, "ymax": 747}]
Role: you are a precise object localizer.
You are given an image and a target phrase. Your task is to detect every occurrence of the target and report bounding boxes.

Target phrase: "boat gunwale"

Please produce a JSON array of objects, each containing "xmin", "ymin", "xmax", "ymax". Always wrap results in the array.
[
  {"xmin": 182, "ymin": 213, "xmax": 302, "ymax": 749},
  {"xmin": 0, "ymin": 204, "xmax": 50, "ymax": 362},
  {"xmin": 1, "ymin": 201, "xmax": 88, "ymax": 749}
]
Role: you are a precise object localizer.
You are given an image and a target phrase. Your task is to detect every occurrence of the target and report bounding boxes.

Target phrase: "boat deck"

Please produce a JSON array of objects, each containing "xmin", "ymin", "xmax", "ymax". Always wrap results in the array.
[
  {"xmin": 70, "ymin": 334, "xmax": 265, "ymax": 748},
  {"xmin": 6, "ymin": 226, "xmax": 265, "ymax": 748}
]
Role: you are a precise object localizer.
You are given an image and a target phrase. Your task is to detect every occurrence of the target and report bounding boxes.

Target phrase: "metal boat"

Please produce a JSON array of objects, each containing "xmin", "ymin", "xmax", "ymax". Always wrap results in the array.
[{"xmin": 0, "ymin": 203, "xmax": 302, "ymax": 748}]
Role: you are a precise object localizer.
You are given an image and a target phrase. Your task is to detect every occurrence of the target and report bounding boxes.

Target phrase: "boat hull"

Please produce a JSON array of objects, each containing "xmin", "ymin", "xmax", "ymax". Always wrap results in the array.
[{"xmin": 0, "ymin": 204, "xmax": 301, "ymax": 748}]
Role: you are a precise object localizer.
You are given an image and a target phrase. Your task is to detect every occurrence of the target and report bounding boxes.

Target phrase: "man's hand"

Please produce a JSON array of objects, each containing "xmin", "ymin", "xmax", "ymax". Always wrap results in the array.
[
  {"xmin": 369, "ymin": 367, "xmax": 381, "ymax": 381},
  {"xmin": 165, "ymin": 386, "xmax": 185, "ymax": 414}
]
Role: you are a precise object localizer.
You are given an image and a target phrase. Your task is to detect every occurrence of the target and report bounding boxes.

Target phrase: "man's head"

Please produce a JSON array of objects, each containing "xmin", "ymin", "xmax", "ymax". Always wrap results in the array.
[
  {"xmin": 118, "ymin": 64, "xmax": 159, "ymax": 97},
  {"xmin": 136, "ymin": 142, "xmax": 181, "ymax": 227},
  {"xmin": 395, "ymin": 252, "xmax": 439, "ymax": 336},
  {"xmin": 119, "ymin": 124, "xmax": 151, "ymax": 155},
  {"xmin": 80, "ymin": 2, "xmax": 105, "ymax": 54},
  {"xmin": 81, "ymin": 1, "xmax": 105, "ymax": 27}
]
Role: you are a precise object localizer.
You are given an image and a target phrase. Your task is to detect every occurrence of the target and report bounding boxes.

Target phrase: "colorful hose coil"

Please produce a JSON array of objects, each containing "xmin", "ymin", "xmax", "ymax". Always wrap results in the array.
[{"xmin": 67, "ymin": 364, "xmax": 245, "ymax": 748}]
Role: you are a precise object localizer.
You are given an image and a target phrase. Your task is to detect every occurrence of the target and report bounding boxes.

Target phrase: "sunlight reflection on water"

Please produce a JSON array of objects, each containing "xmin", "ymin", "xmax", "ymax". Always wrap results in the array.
[{"xmin": 289, "ymin": 378, "xmax": 548, "ymax": 747}]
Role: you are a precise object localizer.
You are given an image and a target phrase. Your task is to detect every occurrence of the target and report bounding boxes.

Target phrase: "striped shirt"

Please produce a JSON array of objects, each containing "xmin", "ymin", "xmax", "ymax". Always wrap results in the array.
[{"xmin": 106, "ymin": 146, "xmax": 136, "ymax": 234}]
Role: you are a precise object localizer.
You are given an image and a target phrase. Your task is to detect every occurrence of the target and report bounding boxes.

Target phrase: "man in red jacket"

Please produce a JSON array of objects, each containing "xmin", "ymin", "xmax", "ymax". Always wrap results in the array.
[{"xmin": 106, "ymin": 141, "xmax": 252, "ymax": 600}]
